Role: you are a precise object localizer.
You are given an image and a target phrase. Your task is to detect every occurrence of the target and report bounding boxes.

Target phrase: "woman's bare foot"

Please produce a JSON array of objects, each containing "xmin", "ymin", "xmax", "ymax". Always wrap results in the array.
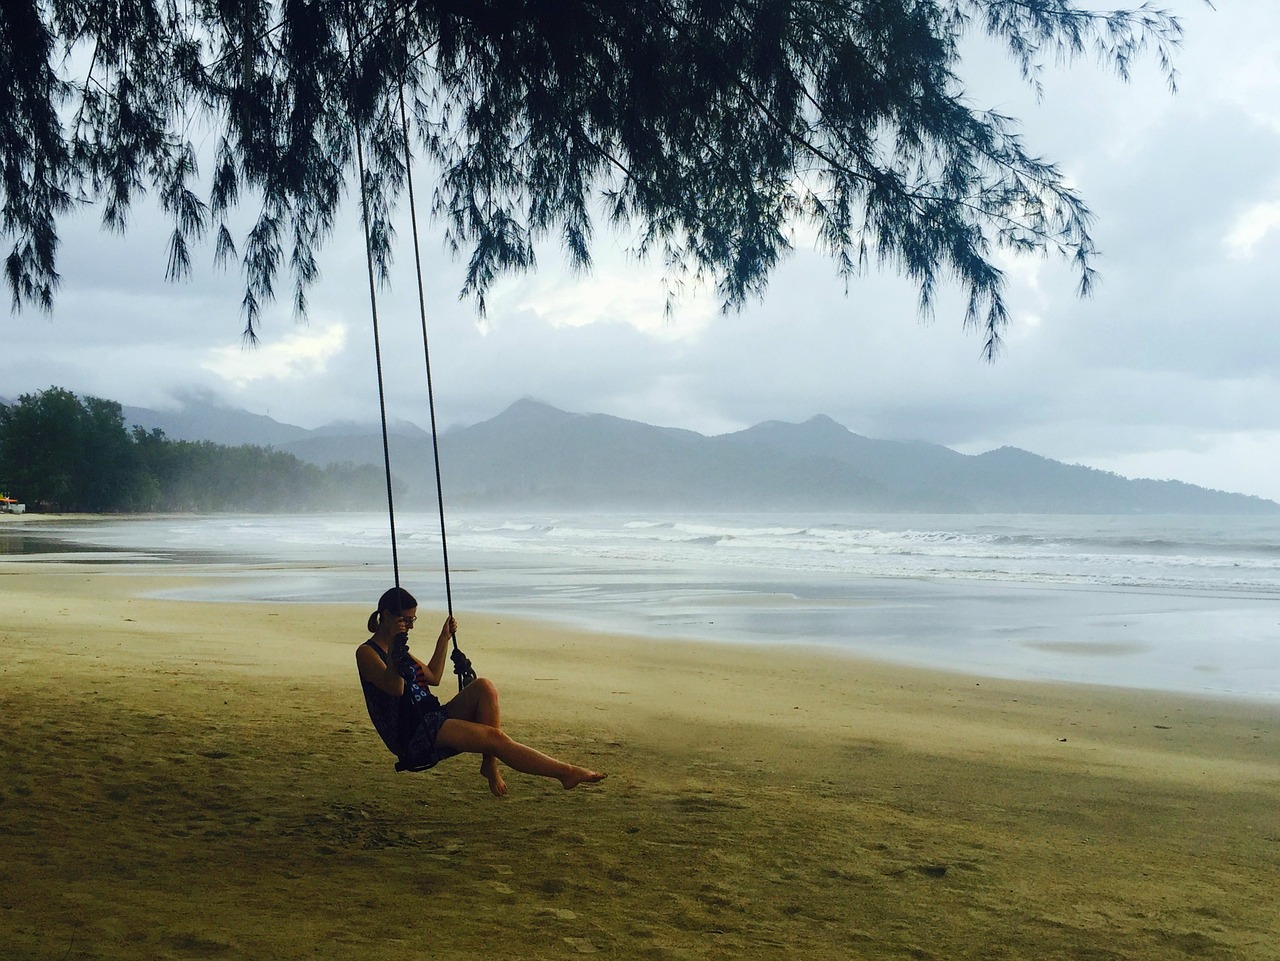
[
  {"xmin": 559, "ymin": 767, "xmax": 607, "ymax": 790},
  {"xmin": 481, "ymin": 757, "xmax": 508, "ymax": 797}
]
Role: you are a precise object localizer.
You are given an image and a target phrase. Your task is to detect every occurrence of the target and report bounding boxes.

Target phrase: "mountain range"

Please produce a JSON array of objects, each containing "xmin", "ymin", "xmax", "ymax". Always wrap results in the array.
[{"xmin": 115, "ymin": 396, "xmax": 1279, "ymax": 514}]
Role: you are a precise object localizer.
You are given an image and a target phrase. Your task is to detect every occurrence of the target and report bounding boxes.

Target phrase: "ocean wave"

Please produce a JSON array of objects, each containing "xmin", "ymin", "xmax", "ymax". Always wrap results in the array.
[
  {"xmin": 19, "ymin": 511, "xmax": 1277, "ymax": 699},
  {"xmin": 23, "ymin": 510, "xmax": 1280, "ymax": 599}
]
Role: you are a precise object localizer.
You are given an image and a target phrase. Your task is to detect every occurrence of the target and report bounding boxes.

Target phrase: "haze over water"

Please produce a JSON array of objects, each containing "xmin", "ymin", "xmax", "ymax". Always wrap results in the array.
[{"xmin": 7, "ymin": 511, "xmax": 1280, "ymax": 700}]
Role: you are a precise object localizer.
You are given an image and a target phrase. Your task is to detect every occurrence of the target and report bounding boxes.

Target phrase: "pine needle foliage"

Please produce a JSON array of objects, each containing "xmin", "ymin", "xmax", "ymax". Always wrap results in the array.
[{"xmin": 1, "ymin": 0, "xmax": 1192, "ymax": 355}]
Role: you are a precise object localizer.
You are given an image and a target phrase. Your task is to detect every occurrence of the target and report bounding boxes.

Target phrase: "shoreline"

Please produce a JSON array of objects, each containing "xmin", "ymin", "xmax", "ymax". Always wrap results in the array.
[
  {"xmin": 5, "ymin": 577, "xmax": 1272, "ymax": 712},
  {"xmin": 3, "ymin": 562, "xmax": 1279, "ymax": 959},
  {"xmin": 7, "ymin": 511, "xmax": 1280, "ymax": 706},
  {"xmin": 6, "ymin": 563, "xmax": 1279, "ymax": 708},
  {"xmin": 5, "ymin": 510, "xmax": 1280, "ymax": 702}
]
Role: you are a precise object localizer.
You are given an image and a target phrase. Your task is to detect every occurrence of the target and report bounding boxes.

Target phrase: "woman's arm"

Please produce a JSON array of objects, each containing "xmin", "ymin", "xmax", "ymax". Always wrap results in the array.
[
  {"xmin": 356, "ymin": 643, "xmax": 405, "ymax": 697},
  {"xmin": 417, "ymin": 616, "xmax": 457, "ymax": 687}
]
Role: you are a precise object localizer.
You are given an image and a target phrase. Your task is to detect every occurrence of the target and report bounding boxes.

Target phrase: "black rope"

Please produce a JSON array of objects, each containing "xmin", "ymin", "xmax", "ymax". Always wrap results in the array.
[
  {"xmin": 398, "ymin": 83, "xmax": 475, "ymax": 691},
  {"xmin": 345, "ymin": 4, "xmax": 475, "ymax": 694},
  {"xmin": 347, "ymin": 19, "xmax": 400, "ymax": 594}
]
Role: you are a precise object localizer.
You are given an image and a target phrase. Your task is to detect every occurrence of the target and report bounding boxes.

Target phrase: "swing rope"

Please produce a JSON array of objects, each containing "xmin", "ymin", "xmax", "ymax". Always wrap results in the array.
[
  {"xmin": 347, "ymin": 13, "xmax": 474, "ymax": 691},
  {"xmin": 398, "ymin": 81, "xmax": 475, "ymax": 690},
  {"xmin": 351, "ymin": 100, "xmax": 401, "ymax": 591}
]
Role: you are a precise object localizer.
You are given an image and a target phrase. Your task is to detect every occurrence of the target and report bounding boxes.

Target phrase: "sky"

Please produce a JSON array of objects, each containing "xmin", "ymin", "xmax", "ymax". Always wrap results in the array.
[{"xmin": 5, "ymin": 1, "xmax": 1280, "ymax": 504}]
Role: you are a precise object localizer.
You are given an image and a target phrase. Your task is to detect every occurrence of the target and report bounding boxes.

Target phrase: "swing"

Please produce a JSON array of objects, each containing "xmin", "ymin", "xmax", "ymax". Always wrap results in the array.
[{"xmin": 349, "ymin": 22, "xmax": 475, "ymax": 772}]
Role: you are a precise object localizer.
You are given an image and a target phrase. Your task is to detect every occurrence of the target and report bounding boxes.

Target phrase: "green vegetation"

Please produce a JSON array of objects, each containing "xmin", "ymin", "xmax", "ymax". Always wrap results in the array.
[
  {"xmin": 3, "ymin": 2, "xmax": 1188, "ymax": 355},
  {"xmin": 0, "ymin": 387, "xmax": 385, "ymax": 512}
]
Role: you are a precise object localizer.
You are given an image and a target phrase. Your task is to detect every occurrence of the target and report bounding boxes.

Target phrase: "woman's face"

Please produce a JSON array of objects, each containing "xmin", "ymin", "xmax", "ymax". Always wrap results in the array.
[{"xmin": 388, "ymin": 607, "xmax": 418, "ymax": 634}]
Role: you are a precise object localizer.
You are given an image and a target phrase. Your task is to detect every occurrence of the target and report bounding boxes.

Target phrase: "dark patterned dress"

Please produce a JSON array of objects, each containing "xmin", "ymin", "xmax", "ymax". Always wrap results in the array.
[{"xmin": 359, "ymin": 638, "xmax": 456, "ymax": 769}]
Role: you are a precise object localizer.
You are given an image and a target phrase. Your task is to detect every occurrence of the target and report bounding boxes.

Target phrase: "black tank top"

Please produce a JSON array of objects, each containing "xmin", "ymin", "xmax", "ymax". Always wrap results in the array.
[{"xmin": 359, "ymin": 639, "xmax": 439, "ymax": 757}]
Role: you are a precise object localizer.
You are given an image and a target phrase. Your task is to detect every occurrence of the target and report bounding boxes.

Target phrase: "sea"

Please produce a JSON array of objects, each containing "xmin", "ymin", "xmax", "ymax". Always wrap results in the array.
[{"xmin": 4, "ymin": 511, "xmax": 1279, "ymax": 700}]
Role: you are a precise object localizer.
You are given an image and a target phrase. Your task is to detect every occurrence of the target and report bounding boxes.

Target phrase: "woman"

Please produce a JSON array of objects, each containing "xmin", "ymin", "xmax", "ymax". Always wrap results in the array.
[{"xmin": 356, "ymin": 587, "xmax": 605, "ymax": 796}]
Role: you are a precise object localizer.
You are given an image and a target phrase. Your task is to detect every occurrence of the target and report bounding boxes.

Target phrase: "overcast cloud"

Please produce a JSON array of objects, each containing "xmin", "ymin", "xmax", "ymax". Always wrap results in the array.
[{"xmin": 5, "ymin": 1, "xmax": 1280, "ymax": 502}]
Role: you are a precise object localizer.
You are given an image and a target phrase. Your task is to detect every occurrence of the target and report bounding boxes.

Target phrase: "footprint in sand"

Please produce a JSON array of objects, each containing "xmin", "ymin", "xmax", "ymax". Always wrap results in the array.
[
  {"xmin": 553, "ymin": 909, "xmax": 577, "ymax": 920},
  {"xmin": 537, "ymin": 906, "xmax": 579, "ymax": 921}
]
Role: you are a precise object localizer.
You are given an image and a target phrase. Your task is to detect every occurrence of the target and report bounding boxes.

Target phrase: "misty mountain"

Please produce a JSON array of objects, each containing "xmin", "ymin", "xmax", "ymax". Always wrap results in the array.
[
  {"xmin": 122, "ymin": 397, "xmax": 312, "ymax": 448},
  {"xmin": 434, "ymin": 400, "xmax": 900, "ymax": 510},
  {"xmin": 120, "ymin": 397, "xmax": 1279, "ymax": 514}
]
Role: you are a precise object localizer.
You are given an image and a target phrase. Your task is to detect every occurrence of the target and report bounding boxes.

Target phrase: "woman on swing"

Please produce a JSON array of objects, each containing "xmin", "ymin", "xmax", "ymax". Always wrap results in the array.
[{"xmin": 357, "ymin": 587, "xmax": 605, "ymax": 796}]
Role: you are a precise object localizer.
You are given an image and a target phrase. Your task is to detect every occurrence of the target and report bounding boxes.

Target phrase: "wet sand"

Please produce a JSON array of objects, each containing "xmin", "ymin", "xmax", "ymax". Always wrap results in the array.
[{"xmin": 2, "ymin": 561, "xmax": 1278, "ymax": 960}]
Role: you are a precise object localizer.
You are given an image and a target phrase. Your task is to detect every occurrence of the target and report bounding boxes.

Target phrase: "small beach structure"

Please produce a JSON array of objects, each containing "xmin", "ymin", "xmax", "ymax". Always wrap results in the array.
[{"xmin": 0, "ymin": 494, "xmax": 25, "ymax": 514}]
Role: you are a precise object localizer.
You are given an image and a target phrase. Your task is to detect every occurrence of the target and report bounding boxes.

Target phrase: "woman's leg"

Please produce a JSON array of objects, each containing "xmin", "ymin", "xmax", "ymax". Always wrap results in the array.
[
  {"xmin": 445, "ymin": 677, "xmax": 502, "ymax": 727},
  {"xmin": 434, "ymin": 716, "xmax": 605, "ymax": 793},
  {"xmin": 444, "ymin": 678, "xmax": 505, "ymax": 793}
]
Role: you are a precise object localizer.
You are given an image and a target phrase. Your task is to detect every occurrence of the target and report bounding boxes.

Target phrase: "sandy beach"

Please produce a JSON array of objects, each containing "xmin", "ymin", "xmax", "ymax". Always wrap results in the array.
[{"xmin": 2, "ymin": 557, "xmax": 1278, "ymax": 960}]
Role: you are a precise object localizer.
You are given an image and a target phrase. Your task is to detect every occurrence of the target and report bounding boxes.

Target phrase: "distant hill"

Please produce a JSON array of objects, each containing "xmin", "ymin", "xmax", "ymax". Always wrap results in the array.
[
  {"xmin": 720, "ymin": 414, "xmax": 1265, "ymax": 514},
  {"xmin": 434, "ymin": 400, "xmax": 898, "ymax": 510},
  {"xmin": 119, "ymin": 396, "xmax": 1279, "ymax": 514},
  {"xmin": 122, "ymin": 398, "xmax": 311, "ymax": 448}
]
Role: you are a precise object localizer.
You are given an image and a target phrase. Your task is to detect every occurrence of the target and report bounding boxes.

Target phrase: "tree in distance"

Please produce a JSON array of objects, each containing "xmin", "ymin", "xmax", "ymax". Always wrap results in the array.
[
  {"xmin": 3, "ymin": 1, "xmax": 1194, "ymax": 355},
  {"xmin": 0, "ymin": 386, "xmax": 389, "ymax": 511}
]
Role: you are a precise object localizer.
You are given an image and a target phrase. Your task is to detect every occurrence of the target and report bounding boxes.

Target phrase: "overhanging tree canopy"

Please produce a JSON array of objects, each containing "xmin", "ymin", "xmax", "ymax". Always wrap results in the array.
[{"xmin": 2, "ymin": 0, "xmax": 1190, "ymax": 355}]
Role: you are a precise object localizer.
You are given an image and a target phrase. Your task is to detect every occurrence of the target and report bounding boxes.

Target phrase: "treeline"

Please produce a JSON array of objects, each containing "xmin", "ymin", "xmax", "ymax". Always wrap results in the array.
[{"xmin": 0, "ymin": 387, "xmax": 387, "ymax": 513}]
